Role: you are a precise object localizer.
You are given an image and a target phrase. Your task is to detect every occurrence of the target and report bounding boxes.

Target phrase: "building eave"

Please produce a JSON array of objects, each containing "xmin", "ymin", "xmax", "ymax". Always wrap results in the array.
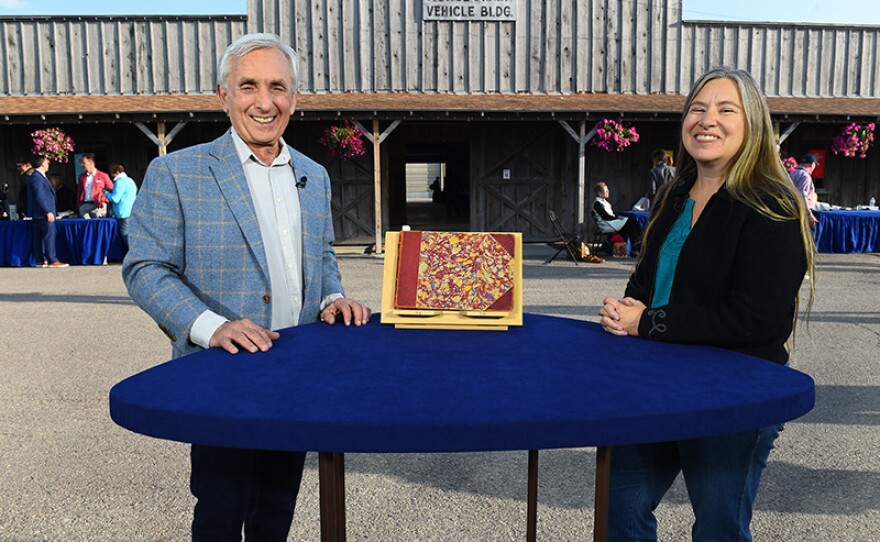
[{"xmin": 1, "ymin": 93, "xmax": 877, "ymax": 124}]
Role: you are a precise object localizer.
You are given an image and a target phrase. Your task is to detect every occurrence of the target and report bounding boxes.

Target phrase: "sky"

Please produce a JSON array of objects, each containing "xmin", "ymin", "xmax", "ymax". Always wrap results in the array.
[{"xmin": 0, "ymin": 0, "xmax": 879, "ymax": 25}]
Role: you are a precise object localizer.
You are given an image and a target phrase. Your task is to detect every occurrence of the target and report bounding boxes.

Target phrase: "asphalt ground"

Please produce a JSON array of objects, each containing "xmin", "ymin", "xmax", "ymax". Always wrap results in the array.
[{"xmin": 1, "ymin": 246, "xmax": 878, "ymax": 541}]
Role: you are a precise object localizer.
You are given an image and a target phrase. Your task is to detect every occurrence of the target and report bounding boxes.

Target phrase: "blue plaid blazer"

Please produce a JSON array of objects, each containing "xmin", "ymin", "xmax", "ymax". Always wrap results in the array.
[{"xmin": 122, "ymin": 130, "xmax": 344, "ymax": 358}]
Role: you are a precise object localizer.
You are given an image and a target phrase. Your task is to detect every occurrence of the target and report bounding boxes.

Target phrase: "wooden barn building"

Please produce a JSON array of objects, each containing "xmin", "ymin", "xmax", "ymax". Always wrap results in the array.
[{"xmin": 2, "ymin": 0, "xmax": 879, "ymax": 246}]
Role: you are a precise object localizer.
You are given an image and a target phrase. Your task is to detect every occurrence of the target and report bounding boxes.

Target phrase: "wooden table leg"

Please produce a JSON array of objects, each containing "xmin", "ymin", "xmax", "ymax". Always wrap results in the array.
[
  {"xmin": 593, "ymin": 446, "xmax": 610, "ymax": 542},
  {"xmin": 527, "ymin": 450, "xmax": 539, "ymax": 542},
  {"xmin": 319, "ymin": 452, "xmax": 346, "ymax": 542}
]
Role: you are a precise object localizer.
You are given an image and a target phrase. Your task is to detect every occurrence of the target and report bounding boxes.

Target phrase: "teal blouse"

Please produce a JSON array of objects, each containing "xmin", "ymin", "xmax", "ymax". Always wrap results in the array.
[{"xmin": 650, "ymin": 198, "xmax": 694, "ymax": 308}]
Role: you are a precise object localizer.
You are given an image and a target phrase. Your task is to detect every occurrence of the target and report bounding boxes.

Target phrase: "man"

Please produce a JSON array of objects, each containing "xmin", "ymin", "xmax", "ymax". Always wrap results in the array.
[
  {"xmin": 50, "ymin": 173, "xmax": 76, "ymax": 215},
  {"xmin": 790, "ymin": 153, "xmax": 819, "ymax": 228},
  {"xmin": 103, "ymin": 163, "xmax": 138, "ymax": 253},
  {"xmin": 3, "ymin": 161, "xmax": 23, "ymax": 220},
  {"xmin": 76, "ymin": 153, "xmax": 113, "ymax": 217},
  {"xmin": 122, "ymin": 33, "xmax": 371, "ymax": 542},
  {"xmin": 645, "ymin": 148, "xmax": 676, "ymax": 205},
  {"xmin": 27, "ymin": 156, "xmax": 68, "ymax": 268},
  {"xmin": 7, "ymin": 158, "xmax": 34, "ymax": 220}
]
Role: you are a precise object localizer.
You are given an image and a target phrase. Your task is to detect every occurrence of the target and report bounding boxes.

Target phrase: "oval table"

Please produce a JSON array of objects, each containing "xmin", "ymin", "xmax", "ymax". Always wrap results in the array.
[{"xmin": 110, "ymin": 313, "xmax": 815, "ymax": 541}]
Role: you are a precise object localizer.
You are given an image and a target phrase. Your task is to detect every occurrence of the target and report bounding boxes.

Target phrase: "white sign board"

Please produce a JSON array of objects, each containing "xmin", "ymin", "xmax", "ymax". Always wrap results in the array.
[{"xmin": 423, "ymin": 0, "xmax": 517, "ymax": 21}]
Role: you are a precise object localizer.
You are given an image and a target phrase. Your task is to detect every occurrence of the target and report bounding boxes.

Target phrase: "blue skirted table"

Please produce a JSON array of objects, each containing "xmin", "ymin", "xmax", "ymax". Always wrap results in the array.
[
  {"xmin": 110, "ymin": 314, "xmax": 815, "ymax": 542},
  {"xmin": 622, "ymin": 209, "xmax": 880, "ymax": 254},
  {"xmin": 0, "ymin": 218, "xmax": 122, "ymax": 266},
  {"xmin": 617, "ymin": 210, "xmax": 649, "ymax": 228},
  {"xmin": 815, "ymin": 209, "xmax": 880, "ymax": 254}
]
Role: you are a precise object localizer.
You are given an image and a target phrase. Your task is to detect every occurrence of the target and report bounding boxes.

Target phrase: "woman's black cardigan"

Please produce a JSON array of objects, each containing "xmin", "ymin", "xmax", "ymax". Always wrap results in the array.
[{"xmin": 625, "ymin": 176, "xmax": 807, "ymax": 364}]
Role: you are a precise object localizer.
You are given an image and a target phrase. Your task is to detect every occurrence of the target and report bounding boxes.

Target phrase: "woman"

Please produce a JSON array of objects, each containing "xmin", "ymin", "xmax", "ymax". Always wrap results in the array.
[
  {"xmin": 598, "ymin": 67, "xmax": 815, "ymax": 541},
  {"xmin": 592, "ymin": 181, "xmax": 643, "ymax": 255},
  {"xmin": 104, "ymin": 163, "xmax": 138, "ymax": 253}
]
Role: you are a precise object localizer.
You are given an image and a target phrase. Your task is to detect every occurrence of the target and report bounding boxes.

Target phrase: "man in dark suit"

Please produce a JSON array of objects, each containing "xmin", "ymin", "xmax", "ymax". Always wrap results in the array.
[
  {"xmin": 27, "ymin": 156, "xmax": 68, "ymax": 268},
  {"xmin": 123, "ymin": 33, "xmax": 371, "ymax": 542}
]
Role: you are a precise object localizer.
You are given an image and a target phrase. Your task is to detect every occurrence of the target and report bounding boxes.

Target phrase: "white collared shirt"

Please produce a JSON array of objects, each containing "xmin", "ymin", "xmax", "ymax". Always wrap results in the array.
[
  {"xmin": 233, "ymin": 129, "xmax": 304, "ymax": 330},
  {"xmin": 189, "ymin": 129, "xmax": 305, "ymax": 348},
  {"xmin": 83, "ymin": 173, "xmax": 95, "ymax": 202}
]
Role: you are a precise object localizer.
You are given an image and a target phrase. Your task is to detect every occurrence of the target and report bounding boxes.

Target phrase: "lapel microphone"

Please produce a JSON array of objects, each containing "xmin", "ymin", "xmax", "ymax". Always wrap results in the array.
[{"xmin": 296, "ymin": 176, "xmax": 307, "ymax": 189}]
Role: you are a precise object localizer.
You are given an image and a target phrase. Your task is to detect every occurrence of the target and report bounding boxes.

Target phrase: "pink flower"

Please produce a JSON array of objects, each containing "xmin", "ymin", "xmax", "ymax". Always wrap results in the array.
[
  {"xmin": 30, "ymin": 127, "xmax": 75, "ymax": 163},
  {"xmin": 590, "ymin": 119, "xmax": 638, "ymax": 153}
]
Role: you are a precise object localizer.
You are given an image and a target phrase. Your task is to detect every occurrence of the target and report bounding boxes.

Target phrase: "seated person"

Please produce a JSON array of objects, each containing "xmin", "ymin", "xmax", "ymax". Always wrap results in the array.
[{"xmin": 592, "ymin": 182, "xmax": 642, "ymax": 255}]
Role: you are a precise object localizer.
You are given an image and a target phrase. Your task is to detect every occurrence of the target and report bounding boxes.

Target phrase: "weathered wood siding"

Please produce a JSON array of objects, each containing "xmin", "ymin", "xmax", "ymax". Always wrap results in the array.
[
  {"xmin": 2, "ymin": 2, "xmax": 878, "ymax": 99},
  {"xmin": 248, "ymin": 0, "xmax": 880, "ymax": 98},
  {"xmin": 682, "ymin": 21, "xmax": 880, "ymax": 98},
  {"xmin": 248, "ymin": 0, "xmax": 682, "ymax": 94},
  {"xmin": 0, "ymin": 16, "xmax": 246, "ymax": 96}
]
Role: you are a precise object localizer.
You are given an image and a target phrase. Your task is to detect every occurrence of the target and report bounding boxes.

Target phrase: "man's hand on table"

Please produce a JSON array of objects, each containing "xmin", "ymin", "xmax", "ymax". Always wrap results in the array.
[
  {"xmin": 209, "ymin": 318, "xmax": 280, "ymax": 355},
  {"xmin": 321, "ymin": 297, "xmax": 371, "ymax": 326}
]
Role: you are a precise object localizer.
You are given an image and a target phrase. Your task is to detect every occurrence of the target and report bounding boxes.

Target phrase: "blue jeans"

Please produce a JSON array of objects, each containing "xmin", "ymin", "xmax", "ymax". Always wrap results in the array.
[
  {"xmin": 608, "ymin": 425, "xmax": 782, "ymax": 542},
  {"xmin": 190, "ymin": 445, "xmax": 306, "ymax": 542},
  {"xmin": 116, "ymin": 217, "xmax": 129, "ymax": 253}
]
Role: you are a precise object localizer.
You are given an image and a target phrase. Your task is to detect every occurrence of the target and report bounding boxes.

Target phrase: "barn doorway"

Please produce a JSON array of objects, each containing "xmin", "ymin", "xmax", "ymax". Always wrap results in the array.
[{"xmin": 400, "ymin": 143, "xmax": 470, "ymax": 231}]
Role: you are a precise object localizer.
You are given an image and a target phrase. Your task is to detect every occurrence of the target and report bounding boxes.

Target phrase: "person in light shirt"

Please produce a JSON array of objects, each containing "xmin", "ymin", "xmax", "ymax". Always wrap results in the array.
[
  {"xmin": 122, "ymin": 33, "xmax": 371, "ymax": 542},
  {"xmin": 789, "ymin": 153, "xmax": 820, "ymax": 230}
]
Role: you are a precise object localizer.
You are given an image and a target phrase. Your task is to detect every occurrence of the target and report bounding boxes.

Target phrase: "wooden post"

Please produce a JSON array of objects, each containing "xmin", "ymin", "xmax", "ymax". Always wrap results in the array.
[
  {"xmin": 559, "ymin": 120, "xmax": 596, "ymax": 241},
  {"xmin": 577, "ymin": 120, "xmax": 587, "ymax": 240},
  {"xmin": 372, "ymin": 118, "xmax": 383, "ymax": 255},
  {"xmin": 593, "ymin": 446, "xmax": 611, "ymax": 542},
  {"xmin": 319, "ymin": 452, "xmax": 346, "ymax": 542},
  {"xmin": 527, "ymin": 450, "xmax": 539, "ymax": 542},
  {"xmin": 158, "ymin": 121, "xmax": 167, "ymax": 156}
]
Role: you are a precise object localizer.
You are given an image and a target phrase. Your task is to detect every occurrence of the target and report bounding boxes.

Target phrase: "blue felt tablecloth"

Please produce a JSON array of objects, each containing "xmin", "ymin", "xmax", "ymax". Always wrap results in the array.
[
  {"xmin": 110, "ymin": 314, "xmax": 815, "ymax": 453},
  {"xmin": 617, "ymin": 210, "xmax": 649, "ymax": 228},
  {"xmin": 0, "ymin": 218, "xmax": 122, "ymax": 266},
  {"xmin": 622, "ymin": 209, "xmax": 880, "ymax": 254},
  {"xmin": 815, "ymin": 210, "xmax": 880, "ymax": 254}
]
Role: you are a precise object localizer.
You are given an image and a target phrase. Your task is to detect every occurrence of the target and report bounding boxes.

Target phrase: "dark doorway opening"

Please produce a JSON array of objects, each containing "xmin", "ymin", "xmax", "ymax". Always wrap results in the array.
[{"xmin": 388, "ymin": 124, "xmax": 471, "ymax": 232}]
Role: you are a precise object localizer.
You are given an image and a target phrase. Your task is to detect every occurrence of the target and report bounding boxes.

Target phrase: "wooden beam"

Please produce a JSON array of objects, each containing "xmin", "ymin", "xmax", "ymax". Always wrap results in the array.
[{"xmin": 372, "ymin": 118, "xmax": 383, "ymax": 255}]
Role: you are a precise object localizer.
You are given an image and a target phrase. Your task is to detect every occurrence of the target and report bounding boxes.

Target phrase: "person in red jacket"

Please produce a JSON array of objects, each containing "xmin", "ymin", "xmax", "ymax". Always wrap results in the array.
[{"xmin": 76, "ymin": 153, "xmax": 113, "ymax": 217}]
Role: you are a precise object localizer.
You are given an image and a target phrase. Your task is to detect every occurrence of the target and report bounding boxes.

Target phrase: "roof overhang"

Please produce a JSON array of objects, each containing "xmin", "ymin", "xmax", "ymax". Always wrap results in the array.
[{"xmin": 1, "ymin": 93, "xmax": 877, "ymax": 124}]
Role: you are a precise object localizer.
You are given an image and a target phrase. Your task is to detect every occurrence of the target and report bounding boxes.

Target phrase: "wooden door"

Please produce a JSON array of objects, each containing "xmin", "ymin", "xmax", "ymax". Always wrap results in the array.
[{"xmin": 474, "ymin": 123, "xmax": 569, "ymax": 241}]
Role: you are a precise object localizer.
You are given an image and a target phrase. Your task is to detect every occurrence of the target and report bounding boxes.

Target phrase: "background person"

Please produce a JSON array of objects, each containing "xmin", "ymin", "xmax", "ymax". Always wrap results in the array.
[
  {"xmin": 122, "ymin": 32, "xmax": 371, "ymax": 542},
  {"xmin": 104, "ymin": 163, "xmax": 138, "ymax": 253},
  {"xmin": 592, "ymin": 181, "xmax": 642, "ymax": 256},
  {"xmin": 50, "ymin": 173, "xmax": 76, "ymax": 216},
  {"xmin": 3, "ymin": 161, "xmax": 24, "ymax": 220},
  {"xmin": 27, "ymin": 155, "xmax": 68, "ymax": 268},
  {"xmin": 790, "ymin": 153, "xmax": 820, "ymax": 230},
  {"xmin": 76, "ymin": 153, "xmax": 113, "ymax": 218},
  {"xmin": 11, "ymin": 158, "xmax": 34, "ymax": 219},
  {"xmin": 646, "ymin": 148, "xmax": 676, "ymax": 205},
  {"xmin": 598, "ymin": 67, "xmax": 815, "ymax": 541}
]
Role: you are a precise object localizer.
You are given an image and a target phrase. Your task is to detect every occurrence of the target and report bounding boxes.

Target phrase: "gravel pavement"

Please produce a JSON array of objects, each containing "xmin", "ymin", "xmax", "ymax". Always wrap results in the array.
[{"xmin": 1, "ymin": 246, "xmax": 878, "ymax": 541}]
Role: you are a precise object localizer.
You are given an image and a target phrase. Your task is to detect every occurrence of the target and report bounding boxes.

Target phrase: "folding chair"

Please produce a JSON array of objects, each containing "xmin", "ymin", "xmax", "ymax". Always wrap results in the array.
[
  {"xmin": 544, "ymin": 210, "xmax": 582, "ymax": 265},
  {"xmin": 589, "ymin": 222, "xmax": 612, "ymax": 256}
]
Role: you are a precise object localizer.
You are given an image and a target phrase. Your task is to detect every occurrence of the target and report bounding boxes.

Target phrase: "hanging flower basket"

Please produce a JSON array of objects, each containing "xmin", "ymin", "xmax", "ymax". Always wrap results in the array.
[
  {"xmin": 319, "ymin": 121, "xmax": 366, "ymax": 160},
  {"xmin": 831, "ymin": 122, "xmax": 875, "ymax": 159},
  {"xmin": 781, "ymin": 156, "xmax": 798, "ymax": 173},
  {"xmin": 31, "ymin": 127, "xmax": 75, "ymax": 163},
  {"xmin": 590, "ymin": 118, "xmax": 640, "ymax": 153}
]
